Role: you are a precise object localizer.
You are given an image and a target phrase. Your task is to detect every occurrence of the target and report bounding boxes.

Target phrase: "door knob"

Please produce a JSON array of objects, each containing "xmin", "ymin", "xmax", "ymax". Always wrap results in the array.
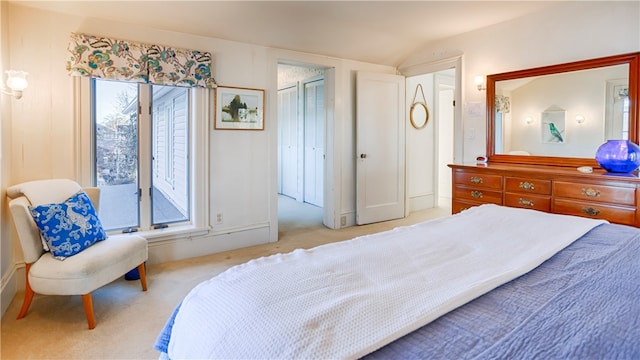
[{"xmin": 360, "ymin": 153, "xmax": 367, "ymax": 159}]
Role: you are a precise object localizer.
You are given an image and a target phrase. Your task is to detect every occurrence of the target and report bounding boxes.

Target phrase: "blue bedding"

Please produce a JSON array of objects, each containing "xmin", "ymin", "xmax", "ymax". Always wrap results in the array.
[
  {"xmin": 156, "ymin": 222, "xmax": 640, "ymax": 359},
  {"xmin": 365, "ymin": 223, "xmax": 640, "ymax": 359}
]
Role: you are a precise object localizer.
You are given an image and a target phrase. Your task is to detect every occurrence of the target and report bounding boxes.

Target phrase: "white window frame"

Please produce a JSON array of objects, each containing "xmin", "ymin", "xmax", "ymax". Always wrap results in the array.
[
  {"xmin": 605, "ymin": 79, "xmax": 630, "ymax": 140},
  {"xmin": 73, "ymin": 77, "xmax": 210, "ymax": 242}
]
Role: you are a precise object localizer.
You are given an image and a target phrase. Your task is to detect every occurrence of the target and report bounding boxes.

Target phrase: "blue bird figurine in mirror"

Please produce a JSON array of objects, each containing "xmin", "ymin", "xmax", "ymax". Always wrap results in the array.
[{"xmin": 595, "ymin": 140, "xmax": 640, "ymax": 173}]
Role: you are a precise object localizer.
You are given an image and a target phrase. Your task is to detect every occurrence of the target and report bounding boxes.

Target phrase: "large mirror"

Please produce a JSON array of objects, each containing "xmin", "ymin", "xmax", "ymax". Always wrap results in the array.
[{"xmin": 487, "ymin": 52, "xmax": 639, "ymax": 167}]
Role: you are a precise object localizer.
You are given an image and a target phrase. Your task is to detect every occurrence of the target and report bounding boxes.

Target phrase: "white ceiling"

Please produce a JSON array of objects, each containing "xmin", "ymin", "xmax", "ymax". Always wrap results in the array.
[{"xmin": 12, "ymin": 1, "xmax": 563, "ymax": 66}]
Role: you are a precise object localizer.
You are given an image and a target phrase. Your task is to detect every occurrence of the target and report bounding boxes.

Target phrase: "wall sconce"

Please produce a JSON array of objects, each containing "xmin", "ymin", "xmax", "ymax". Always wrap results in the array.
[
  {"xmin": 474, "ymin": 75, "xmax": 486, "ymax": 91},
  {"xmin": 2, "ymin": 70, "xmax": 28, "ymax": 100},
  {"xmin": 525, "ymin": 116, "xmax": 534, "ymax": 125},
  {"xmin": 575, "ymin": 114, "xmax": 585, "ymax": 124}
]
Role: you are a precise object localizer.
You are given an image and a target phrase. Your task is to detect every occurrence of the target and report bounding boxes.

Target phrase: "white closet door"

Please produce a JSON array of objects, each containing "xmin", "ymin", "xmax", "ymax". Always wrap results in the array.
[
  {"xmin": 278, "ymin": 85, "xmax": 299, "ymax": 198},
  {"xmin": 303, "ymin": 79, "xmax": 325, "ymax": 207}
]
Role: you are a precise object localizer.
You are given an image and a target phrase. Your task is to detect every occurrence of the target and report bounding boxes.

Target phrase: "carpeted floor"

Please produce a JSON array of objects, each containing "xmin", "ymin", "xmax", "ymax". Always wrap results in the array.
[{"xmin": 0, "ymin": 197, "xmax": 451, "ymax": 359}]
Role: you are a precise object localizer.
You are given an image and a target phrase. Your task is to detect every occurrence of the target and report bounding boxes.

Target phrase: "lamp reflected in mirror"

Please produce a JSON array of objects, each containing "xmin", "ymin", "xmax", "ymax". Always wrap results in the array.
[{"xmin": 524, "ymin": 116, "xmax": 534, "ymax": 125}]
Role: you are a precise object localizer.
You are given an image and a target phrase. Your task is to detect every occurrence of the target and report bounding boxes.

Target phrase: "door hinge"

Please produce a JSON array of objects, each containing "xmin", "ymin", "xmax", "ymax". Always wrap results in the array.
[{"xmin": 453, "ymin": 100, "xmax": 456, "ymax": 107}]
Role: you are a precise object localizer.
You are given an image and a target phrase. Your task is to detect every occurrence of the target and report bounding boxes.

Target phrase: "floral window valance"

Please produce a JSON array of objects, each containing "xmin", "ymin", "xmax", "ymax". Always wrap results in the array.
[{"xmin": 66, "ymin": 32, "xmax": 216, "ymax": 88}]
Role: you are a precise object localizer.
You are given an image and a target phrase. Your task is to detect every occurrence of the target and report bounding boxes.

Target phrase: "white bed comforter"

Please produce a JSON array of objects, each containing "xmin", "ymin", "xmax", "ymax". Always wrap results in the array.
[{"xmin": 167, "ymin": 205, "xmax": 606, "ymax": 359}]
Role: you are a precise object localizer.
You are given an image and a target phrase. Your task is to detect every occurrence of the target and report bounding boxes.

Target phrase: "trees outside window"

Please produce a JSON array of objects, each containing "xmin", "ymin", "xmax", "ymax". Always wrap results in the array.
[{"xmin": 93, "ymin": 78, "xmax": 189, "ymax": 231}]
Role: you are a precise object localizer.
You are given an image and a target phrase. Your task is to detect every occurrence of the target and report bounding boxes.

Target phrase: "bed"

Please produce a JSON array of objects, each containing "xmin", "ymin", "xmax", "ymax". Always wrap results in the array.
[{"xmin": 154, "ymin": 204, "xmax": 640, "ymax": 359}]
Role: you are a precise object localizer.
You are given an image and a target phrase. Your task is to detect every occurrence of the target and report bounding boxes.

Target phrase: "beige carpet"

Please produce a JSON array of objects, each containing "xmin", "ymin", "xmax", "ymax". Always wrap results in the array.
[{"xmin": 1, "ymin": 197, "xmax": 451, "ymax": 359}]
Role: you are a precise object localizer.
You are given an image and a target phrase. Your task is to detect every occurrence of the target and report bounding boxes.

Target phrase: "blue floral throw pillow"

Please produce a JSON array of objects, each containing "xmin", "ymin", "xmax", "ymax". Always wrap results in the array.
[{"xmin": 29, "ymin": 191, "xmax": 107, "ymax": 260}]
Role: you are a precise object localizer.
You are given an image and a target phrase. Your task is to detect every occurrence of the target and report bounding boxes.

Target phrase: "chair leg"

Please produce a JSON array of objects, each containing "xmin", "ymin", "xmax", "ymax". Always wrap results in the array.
[
  {"xmin": 82, "ymin": 293, "xmax": 96, "ymax": 330},
  {"xmin": 137, "ymin": 263, "xmax": 148, "ymax": 291},
  {"xmin": 17, "ymin": 263, "xmax": 34, "ymax": 320}
]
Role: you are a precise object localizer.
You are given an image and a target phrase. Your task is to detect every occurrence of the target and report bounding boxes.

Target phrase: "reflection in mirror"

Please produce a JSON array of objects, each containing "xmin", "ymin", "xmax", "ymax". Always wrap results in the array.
[
  {"xmin": 410, "ymin": 102, "xmax": 429, "ymax": 129},
  {"xmin": 487, "ymin": 52, "xmax": 639, "ymax": 168},
  {"xmin": 605, "ymin": 82, "xmax": 630, "ymax": 139},
  {"xmin": 494, "ymin": 64, "xmax": 628, "ymax": 158}
]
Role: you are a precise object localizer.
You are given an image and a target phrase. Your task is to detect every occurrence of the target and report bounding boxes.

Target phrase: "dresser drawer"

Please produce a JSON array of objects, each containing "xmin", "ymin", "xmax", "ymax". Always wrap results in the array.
[
  {"xmin": 454, "ymin": 171, "xmax": 502, "ymax": 190},
  {"xmin": 554, "ymin": 181, "xmax": 635, "ymax": 206},
  {"xmin": 553, "ymin": 198, "xmax": 636, "ymax": 225},
  {"xmin": 454, "ymin": 186, "xmax": 502, "ymax": 204},
  {"xmin": 505, "ymin": 177, "xmax": 551, "ymax": 195},
  {"xmin": 452, "ymin": 200, "xmax": 477, "ymax": 214},
  {"xmin": 504, "ymin": 193, "xmax": 551, "ymax": 212}
]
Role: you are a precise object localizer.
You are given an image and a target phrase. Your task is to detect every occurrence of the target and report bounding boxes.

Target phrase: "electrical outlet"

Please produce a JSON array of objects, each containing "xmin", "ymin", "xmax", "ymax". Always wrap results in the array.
[
  {"xmin": 216, "ymin": 212, "xmax": 223, "ymax": 224},
  {"xmin": 340, "ymin": 216, "xmax": 347, "ymax": 226}
]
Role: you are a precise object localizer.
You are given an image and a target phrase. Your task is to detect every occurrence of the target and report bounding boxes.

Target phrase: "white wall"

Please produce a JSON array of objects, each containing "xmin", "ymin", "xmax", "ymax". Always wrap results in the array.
[
  {"xmin": 1, "ymin": 0, "xmax": 19, "ymax": 317},
  {"xmin": 400, "ymin": 1, "xmax": 640, "ymax": 163}
]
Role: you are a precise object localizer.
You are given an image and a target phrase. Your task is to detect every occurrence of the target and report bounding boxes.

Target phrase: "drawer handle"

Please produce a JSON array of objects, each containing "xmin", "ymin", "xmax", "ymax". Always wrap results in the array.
[
  {"xmin": 519, "ymin": 182, "xmax": 535, "ymax": 191},
  {"xmin": 581, "ymin": 207, "xmax": 601, "ymax": 217},
  {"xmin": 582, "ymin": 188, "xmax": 600, "ymax": 198},
  {"xmin": 470, "ymin": 176, "xmax": 483, "ymax": 184},
  {"xmin": 518, "ymin": 198, "xmax": 534, "ymax": 207},
  {"xmin": 471, "ymin": 190, "xmax": 483, "ymax": 199}
]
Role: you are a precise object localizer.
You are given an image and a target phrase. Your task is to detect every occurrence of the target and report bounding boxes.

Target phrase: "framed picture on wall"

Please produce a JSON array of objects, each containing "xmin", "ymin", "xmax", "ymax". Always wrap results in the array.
[
  {"xmin": 541, "ymin": 109, "xmax": 566, "ymax": 144},
  {"xmin": 214, "ymin": 86, "xmax": 265, "ymax": 130}
]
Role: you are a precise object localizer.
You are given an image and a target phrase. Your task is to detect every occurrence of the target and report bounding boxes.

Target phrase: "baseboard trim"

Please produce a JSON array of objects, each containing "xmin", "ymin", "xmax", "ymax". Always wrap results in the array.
[
  {"xmin": 409, "ymin": 194, "xmax": 435, "ymax": 212},
  {"xmin": 1, "ymin": 262, "xmax": 23, "ymax": 318},
  {"xmin": 148, "ymin": 224, "xmax": 271, "ymax": 264}
]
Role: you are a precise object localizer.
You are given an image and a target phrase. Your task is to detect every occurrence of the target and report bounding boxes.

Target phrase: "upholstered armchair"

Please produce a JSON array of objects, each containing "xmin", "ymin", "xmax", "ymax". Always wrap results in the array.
[{"xmin": 7, "ymin": 179, "xmax": 148, "ymax": 329}]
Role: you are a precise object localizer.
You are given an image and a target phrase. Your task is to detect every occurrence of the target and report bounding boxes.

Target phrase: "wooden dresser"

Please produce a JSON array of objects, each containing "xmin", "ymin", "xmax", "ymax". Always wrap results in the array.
[{"xmin": 449, "ymin": 163, "xmax": 640, "ymax": 227}]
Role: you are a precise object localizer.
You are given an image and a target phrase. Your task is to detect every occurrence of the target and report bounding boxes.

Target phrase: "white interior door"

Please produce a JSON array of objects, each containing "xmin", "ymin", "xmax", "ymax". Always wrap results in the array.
[
  {"xmin": 436, "ymin": 72, "xmax": 455, "ymax": 206},
  {"xmin": 356, "ymin": 72, "xmax": 405, "ymax": 225},
  {"xmin": 277, "ymin": 85, "xmax": 298, "ymax": 198},
  {"xmin": 303, "ymin": 79, "xmax": 325, "ymax": 207}
]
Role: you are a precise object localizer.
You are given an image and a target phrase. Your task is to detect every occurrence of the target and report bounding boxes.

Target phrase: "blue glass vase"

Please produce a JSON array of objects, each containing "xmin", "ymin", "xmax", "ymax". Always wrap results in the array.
[{"xmin": 595, "ymin": 140, "xmax": 640, "ymax": 173}]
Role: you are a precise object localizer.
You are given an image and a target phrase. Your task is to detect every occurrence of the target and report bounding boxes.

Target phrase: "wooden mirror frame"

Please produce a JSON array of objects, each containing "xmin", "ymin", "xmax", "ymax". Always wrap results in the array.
[{"xmin": 486, "ymin": 52, "xmax": 640, "ymax": 168}]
